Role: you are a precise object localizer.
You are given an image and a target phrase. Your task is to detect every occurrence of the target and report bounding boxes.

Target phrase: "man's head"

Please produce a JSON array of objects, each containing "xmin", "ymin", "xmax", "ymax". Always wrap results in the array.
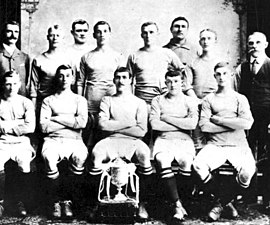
[
  {"xmin": 0, "ymin": 70, "xmax": 21, "ymax": 98},
  {"xmin": 247, "ymin": 32, "xmax": 268, "ymax": 58},
  {"xmin": 214, "ymin": 62, "xmax": 232, "ymax": 87},
  {"xmin": 170, "ymin": 17, "xmax": 189, "ymax": 41},
  {"xmin": 199, "ymin": 28, "xmax": 217, "ymax": 52},
  {"xmin": 113, "ymin": 67, "xmax": 132, "ymax": 93},
  {"xmin": 54, "ymin": 64, "xmax": 73, "ymax": 91},
  {"xmin": 71, "ymin": 19, "xmax": 89, "ymax": 44},
  {"xmin": 2, "ymin": 21, "xmax": 20, "ymax": 46},
  {"xmin": 165, "ymin": 70, "xmax": 183, "ymax": 96},
  {"xmin": 47, "ymin": 24, "xmax": 64, "ymax": 49},
  {"xmin": 93, "ymin": 21, "xmax": 111, "ymax": 46},
  {"xmin": 141, "ymin": 22, "xmax": 159, "ymax": 47}
]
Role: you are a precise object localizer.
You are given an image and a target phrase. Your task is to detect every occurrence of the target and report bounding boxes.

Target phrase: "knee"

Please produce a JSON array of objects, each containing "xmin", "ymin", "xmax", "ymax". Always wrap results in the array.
[
  {"xmin": 72, "ymin": 149, "xmax": 88, "ymax": 166},
  {"xmin": 192, "ymin": 160, "xmax": 208, "ymax": 180},
  {"xmin": 16, "ymin": 152, "xmax": 32, "ymax": 173},
  {"xmin": 237, "ymin": 166, "xmax": 256, "ymax": 188},
  {"xmin": 154, "ymin": 153, "xmax": 171, "ymax": 169}
]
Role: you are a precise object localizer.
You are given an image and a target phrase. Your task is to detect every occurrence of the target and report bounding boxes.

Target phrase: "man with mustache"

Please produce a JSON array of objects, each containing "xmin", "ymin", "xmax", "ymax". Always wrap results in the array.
[
  {"xmin": 234, "ymin": 32, "xmax": 270, "ymax": 209},
  {"xmin": 0, "ymin": 21, "xmax": 30, "ymax": 97},
  {"xmin": 164, "ymin": 17, "xmax": 198, "ymax": 67}
]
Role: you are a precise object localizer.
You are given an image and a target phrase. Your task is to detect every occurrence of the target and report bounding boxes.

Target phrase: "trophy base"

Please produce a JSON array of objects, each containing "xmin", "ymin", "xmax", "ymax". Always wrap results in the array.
[
  {"xmin": 94, "ymin": 201, "xmax": 138, "ymax": 223},
  {"xmin": 113, "ymin": 193, "xmax": 127, "ymax": 201}
]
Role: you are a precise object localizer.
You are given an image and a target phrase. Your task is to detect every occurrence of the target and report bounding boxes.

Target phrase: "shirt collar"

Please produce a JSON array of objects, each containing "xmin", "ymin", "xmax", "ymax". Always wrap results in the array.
[
  {"xmin": 3, "ymin": 43, "xmax": 16, "ymax": 56},
  {"xmin": 250, "ymin": 54, "xmax": 266, "ymax": 65},
  {"xmin": 168, "ymin": 38, "xmax": 191, "ymax": 50}
]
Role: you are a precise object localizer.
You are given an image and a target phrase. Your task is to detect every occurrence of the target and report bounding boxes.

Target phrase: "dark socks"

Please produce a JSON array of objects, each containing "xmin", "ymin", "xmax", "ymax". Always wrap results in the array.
[{"xmin": 0, "ymin": 171, "xmax": 5, "ymax": 201}]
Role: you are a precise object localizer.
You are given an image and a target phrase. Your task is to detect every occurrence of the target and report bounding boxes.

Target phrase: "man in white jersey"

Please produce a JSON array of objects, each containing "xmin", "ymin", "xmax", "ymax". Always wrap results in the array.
[
  {"xmin": 67, "ymin": 19, "xmax": 91, "ymax": 92},
  {"xmin": 78, "ymin": 21, "xmax": 122, "ymax": 150},
  {"xmin": 0, "ymin": 70, "xmax": 35, "ymax": 217},
  {"xmin": 40, "ymin": 64, "xmax": 88, "ymax": 218},
  {"xmin": 127, "ymin": 21, "xmax": 193, "ymax": 107},
  {"xmin": 30, "ymin": 24, "xmax": 69, "ymax": 113},
  {"xmin": 150, "ymin": 70, "xmax": 198, "ymax": 221},
  {"xmin": 89, "ymin": 67, "xmax": 153, "ymax": 220},
  {"xmin": 193, "ymin": 62, "xmax": 256, "ymax": 221}
]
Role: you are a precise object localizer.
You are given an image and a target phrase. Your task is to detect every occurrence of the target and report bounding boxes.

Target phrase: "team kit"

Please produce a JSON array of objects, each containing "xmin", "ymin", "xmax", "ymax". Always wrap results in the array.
[{"xmin": 0, "ymin": 16, "xmax": 269, "ymax": 223}]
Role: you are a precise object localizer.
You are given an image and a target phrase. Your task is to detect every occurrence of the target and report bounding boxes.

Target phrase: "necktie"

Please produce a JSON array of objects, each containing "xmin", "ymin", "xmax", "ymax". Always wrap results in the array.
[{"xmin": 251, "ymin": 59, "xmax": 258, "ymax": 74}]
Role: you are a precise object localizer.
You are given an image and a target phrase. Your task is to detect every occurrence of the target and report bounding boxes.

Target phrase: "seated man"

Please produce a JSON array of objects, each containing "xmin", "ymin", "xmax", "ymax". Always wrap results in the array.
[
  {"xmin": 149, "ymin": 70, "xmax": 198, "ymax": 221},
  {"xmin": 40, "ymin": 64, "xmax": 88, "ymax": 218},
  {"xmin": 0, "ymin": 70, "xmax": 35, "ymax": 217},
  {"xmin": 89, "ymin": 67, "xmax": 153, "ymax": 219},
  {"xmin": 193, "ymin": 62, "xmax": 256, "ymax": 221}
]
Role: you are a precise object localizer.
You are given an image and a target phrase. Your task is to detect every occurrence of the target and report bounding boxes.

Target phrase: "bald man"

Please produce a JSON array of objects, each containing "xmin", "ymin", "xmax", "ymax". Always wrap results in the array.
[{"xmin": 234, "ymin": 32, "xmax": 270, "ymax": 209}]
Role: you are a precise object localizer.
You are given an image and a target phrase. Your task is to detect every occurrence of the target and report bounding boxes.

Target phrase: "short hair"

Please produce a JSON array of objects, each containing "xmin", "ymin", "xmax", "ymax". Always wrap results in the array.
[
  {"xmin": 248, "ymin": 31, "xmax": 267, "ymax": 42},
  {"xmin": 93, "ymin": 21, "xmax": 111, "ymax": 33},
  {"xmin": 55, "ymin": 64, "xmax": 72, "ymax": 76},
  {"xmin": 165, "ymin": 70, "xmax": 183, "ymax": 79},
  {"xmin": 3, "ymin": 20, "xmax": 19, "ymax": 31},
  {"xmin": 52, "ymin": 64, "xmax": 73, "ymax": 93},
  {"xmin": 0, "ymin": 70, "xmax": 20, "ymax": 86},
  {"xmin": 114, "ymin": 67, "xmax": 131, "ymax": 78},
  {"xmin": 71, "ymin": 19, "xmax": 89, "ymax": 31},
  {"xmin": 200, "ymin": 28, "xmax": 217, "ymax": 40},
  {"xmin": 214, "ymin": 61, "xmax": 230, "ymax": 72},
  {"xmin": 1, "ymin": 21, "xmax": 20, "ymax": 40},
  {"xmin": 170, "ymin": 16, "xmax": 189, "ymax": 29},
  {"xmin": 47, "ymin": 24, "xmax": 61, "ymax": 35},
  {"xmin": 141, "ymin": 22, "xmax": 159, "ymax": 33}
]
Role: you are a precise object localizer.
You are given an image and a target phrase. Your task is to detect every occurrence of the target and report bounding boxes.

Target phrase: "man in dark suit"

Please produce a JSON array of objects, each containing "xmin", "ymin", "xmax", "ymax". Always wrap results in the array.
[{"xmin": 0, "ymin": 21, "xmax": 30, "ymax": 97}]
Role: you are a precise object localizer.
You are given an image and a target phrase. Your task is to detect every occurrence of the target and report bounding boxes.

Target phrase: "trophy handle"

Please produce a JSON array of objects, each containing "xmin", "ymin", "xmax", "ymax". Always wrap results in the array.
[{"xmin": 98, "ymin": 171, "xmax": 111, "ymax": 202}]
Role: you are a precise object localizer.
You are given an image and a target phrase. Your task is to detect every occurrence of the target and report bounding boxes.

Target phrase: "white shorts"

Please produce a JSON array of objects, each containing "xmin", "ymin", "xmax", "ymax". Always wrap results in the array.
[
  {"xmin": 194, "ymin": 144, "xmax": 256, "ymax": 175},
  {"xmin": 153, "ymin": 137, "xmax": 195, "ymax": 171},
  {"xmin": 0, "ymin": 139, "xmax": 35, "ymax": 172},
  {"xmin": 92, "ymin": 137, "xmax": 151, "ymax": 163},
  {"xmin": 42, "ymin": 137, "xmax": 88, "ymax": 163}
]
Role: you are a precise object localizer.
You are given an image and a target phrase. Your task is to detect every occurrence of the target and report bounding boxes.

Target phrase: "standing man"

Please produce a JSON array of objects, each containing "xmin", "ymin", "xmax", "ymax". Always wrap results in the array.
[
  {"xmin": 40, "ymin": 64, "xmax": 88, "ymax": 218},
  {"xmin": 150, "ymin": 70, "xmax": 198, "ymax": 221},
  {"xmin": 0, "ymin": 70, "xmax": 35, "ymax": 217},
  {"xmin": 190, "ymin": 28, "xmax": 223, "ymax": 150},
  {"xmin": 0, "ymin": 21, "xmax": 30, "ymax": 97},
  {"xmin": 234, "ymin": 32, "xmax": 270, "ymax": 208},
  {"xmin": 127, "ymin": 21, "xmax": 190, "ymax": 107},
  {"xmin": 67, "ymin": 19, "xmax": 91, "ymax": 92},
  {"xmin": 164, "ymin": 16, "xmax": 198, "ymax": 67},
  {"xmin": 78, "ymin": 21, "xmax": 123, "ymax": 149},
  {"xmin": 193, "ymin": 62, "xmax": 256, "ymax": 221},
  {"xmin": 89, "ymin": 67, "xmax": 153, "ymax": 220},
  {"xmin": 30, "ymin": 24, "xmax": 69, "ymax": 112}
]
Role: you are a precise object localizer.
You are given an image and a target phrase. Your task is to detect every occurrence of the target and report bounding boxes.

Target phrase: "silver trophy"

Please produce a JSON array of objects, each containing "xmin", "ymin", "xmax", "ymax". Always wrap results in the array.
[
  {"xmin": 98, "ymin": 157, "xmax": 139, "ymax": 205},
  {"xmin": 110, "ymin": 158, "xmax": 129, "ymax": 201}
]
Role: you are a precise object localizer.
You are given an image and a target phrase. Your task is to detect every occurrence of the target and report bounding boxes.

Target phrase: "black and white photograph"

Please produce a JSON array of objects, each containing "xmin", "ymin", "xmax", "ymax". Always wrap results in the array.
[{"xmin": 0, "ymin": 0, "xmax": 270, "ymax": 224}]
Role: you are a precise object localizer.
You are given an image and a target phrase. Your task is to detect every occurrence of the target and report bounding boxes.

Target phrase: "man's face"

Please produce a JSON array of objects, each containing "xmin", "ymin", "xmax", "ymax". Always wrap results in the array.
[
  {"xmin": 141, "ymin": 24, "xmax": 159, "ymax": 47},
  {"xmin": 114, "ymin": 71, "xmax": 131, "ymax": 92},
  {"xmin": 47, "ymin": 29, "xmax": 64, "ymax": 49},
  {"xmin": 93, "ymin": 24, "xmax": 111, "ymax": 46},
  {"xmin": 3, "ymin": 24, "xmax": 19, "ymax": 45},
  {"xmin": 247, "ymin": 33, "xmax": 268, "ymax": 58},
  {"xmin": 72, "ymin": 23, "xmax": 89, "ymax": 44},
  {"xmin": 56, "ymin": 69, "xmax": 73, "ymax": 90},
  {"xmin": 3, "ymin": 76, "xmax": 21, "ymax": 98},
  {"xmin": 199, "ymin": 30, "xmax": 216, "ymax": 51},
  {"xmin": 165, "ymin": 75, "xmax": 182, "ymax": 95},
  {"xmin": 171, "ymin": 20, "xmax": 188, "ymax": 40},
  {"xmin": 214, "ymin": 66, "xmax": 231, "ymax": 87}
]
